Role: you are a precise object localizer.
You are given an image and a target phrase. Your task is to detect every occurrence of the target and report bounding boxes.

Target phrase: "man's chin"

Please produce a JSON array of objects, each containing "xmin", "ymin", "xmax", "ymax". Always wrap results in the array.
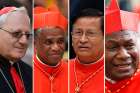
[
  {"xmin": 77, "ymin": 52, "xmax": 91, "ymax": 58},
  {"xmin": 112, "ymin": 72, "xmax": 134, "ymax": 81},
  {"xmin": 9, "ymin": 53, "xmax": 25, "ymax": 62},
  {"xmin": 49, "ymin": 58, "xmax": 62, "ymax": 66}
]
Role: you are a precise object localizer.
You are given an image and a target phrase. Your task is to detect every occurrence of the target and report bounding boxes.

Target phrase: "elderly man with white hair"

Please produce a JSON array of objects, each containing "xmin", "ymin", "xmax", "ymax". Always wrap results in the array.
[{"xmin": 0, "ymin": 7, "xmax": 32, "ymax": 93}]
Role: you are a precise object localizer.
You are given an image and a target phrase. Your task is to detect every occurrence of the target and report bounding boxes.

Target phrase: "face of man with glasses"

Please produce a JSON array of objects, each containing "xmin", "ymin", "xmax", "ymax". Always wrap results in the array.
[
  {"xmin": 72, "ymin": 17, "xmax": 104, "ymax": 64},
  {"xmin": 0, "ymin": 10, "xmax": 31, "ymax": 62}
]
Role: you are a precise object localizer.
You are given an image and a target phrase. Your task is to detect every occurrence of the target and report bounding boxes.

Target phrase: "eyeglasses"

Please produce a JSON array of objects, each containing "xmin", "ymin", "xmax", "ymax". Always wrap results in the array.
[
  {"xmin": 0, "ymin": 28, "xmax": 32, "ymax": 39},
  {"xmin": 71, "ymin": 30, "xmax": 100, "ymax": 39}
]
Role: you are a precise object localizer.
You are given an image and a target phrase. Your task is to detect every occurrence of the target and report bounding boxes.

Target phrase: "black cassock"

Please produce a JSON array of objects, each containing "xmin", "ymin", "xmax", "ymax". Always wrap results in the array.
[{"xmin": 0, "ymin": 56, "xmax": 32, "ymax": 93}]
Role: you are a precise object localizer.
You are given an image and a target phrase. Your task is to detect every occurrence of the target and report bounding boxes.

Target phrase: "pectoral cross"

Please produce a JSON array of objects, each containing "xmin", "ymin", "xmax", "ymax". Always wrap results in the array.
[
  {"xmin": 49, "ymin": 76, "xmax": 54, "ymax": 81},
  {"xmin": 75, "ymin": 86, "xmax": 80, "ymax": 93}
]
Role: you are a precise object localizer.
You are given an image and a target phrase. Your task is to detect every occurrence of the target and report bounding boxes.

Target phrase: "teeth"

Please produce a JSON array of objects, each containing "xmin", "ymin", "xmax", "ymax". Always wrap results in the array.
[
  {"xmin": 119, "ymin": 64, "xmax": 130, "ymax": 67},
  {"xmin": 114, "ymin": 64, "xmax": 130, "ymax": 67}
]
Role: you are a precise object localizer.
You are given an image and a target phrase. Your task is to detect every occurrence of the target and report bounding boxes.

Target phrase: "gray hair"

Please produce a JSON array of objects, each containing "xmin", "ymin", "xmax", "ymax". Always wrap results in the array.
[{"xmin": 0, "ymin": 7, "xmax": 30, "ymax": 27}]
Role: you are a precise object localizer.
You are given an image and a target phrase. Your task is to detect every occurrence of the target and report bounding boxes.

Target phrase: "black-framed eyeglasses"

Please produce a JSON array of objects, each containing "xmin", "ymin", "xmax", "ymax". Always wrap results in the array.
[{"xmin": 0, "ymin": 28, "xmax": 32, "ymax": 39}]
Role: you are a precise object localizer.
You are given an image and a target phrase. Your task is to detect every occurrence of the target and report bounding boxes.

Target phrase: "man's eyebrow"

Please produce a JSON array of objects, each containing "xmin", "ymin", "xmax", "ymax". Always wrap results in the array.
[
  {"xmin": 72, "ymin": 28, "xmax": 81, "ymax": 30},
  {"xmin": 106, "ymin": 39, "xmax": 119, "ymax": 43},
  {"xmin": 125, "ymin": 39, "xmax": 134, "ymax": 42},
  {"xmin": 124, "ymin": 39, "xmax": 136, "ymax": 44}
]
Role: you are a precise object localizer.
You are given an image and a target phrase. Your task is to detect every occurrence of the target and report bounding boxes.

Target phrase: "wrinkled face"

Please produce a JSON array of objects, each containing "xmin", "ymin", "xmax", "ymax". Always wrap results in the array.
[
  {"xmin": 0, "ymin": 12, "xmax": 31, "ymax": 62},
  {"xmin": 35, "ymin": 27, "xmax": 65, "ymax": 66},
  {"xmin": 72, "ymin": 17, "xmax": 104, "ymax": 64},
  {"xmin": 105, "ymin": 31, "xmax": 139, "ymax": 81}
]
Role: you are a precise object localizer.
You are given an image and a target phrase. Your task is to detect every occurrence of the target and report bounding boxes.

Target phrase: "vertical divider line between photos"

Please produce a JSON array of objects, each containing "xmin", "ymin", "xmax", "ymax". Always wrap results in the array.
[
  {"xmin": 139, "ymin": 25, "xmax": 140, "ymax": 79},
  {"xmin": 32, "ymin": 0, "xmax": 34, "ymax": 92},
  {"xmin": 104, "ymin": 0, "xmax": 106, "ymax": 93},
  {"xmin": 68, "ymin": 0, "xmax": 70, "ymax": 92}
]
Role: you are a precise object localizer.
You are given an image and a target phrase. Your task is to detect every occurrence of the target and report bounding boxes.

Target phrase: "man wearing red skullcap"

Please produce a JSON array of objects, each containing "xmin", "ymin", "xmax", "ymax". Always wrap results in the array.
[
  {"xmin": 105, "ymin": 0, "xmax": 140, "ymax": 93},
  {"xmin": 70, "ymin": 8, "xmax": 104, "ymax": 93},
  {"xmin": 33, "ymin": 7, "xmax": 68, "ymax": 93},
  {"xmin": 0, "ymin": 7, "xmax": 32, "ymax": 93}
]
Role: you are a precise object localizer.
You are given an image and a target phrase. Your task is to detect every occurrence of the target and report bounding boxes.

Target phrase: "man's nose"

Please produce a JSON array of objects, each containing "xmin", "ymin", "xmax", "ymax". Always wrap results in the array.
[
  {"xmin": 79, "ymin": 33, "xmax": 88, "ymax": 43},
  {"xmin": 116, "ymin": 47, "xmax": 131, "ymax": 59},
  {"xmin": 51, "ymin": 43, "xmax": 60, "ymax": 51},
  {"xmin": 18, "ymin": 35, "xmax": 28, "ymax": 45}
]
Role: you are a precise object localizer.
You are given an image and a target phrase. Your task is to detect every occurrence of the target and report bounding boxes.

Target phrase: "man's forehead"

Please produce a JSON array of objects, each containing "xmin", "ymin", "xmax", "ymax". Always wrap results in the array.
[
  {"xmin": 40, "ymin": 33, "xmax": 65, "ymax": 41},
  {"xmin": 75, "ymin": 16, "xmax": 101, "ymax": 24},
  {"xmin": 39, "ymin": 26, "xmax": 64, "ymax": 34},
  {"xmin": 38, "ymin": 27, "xmax": 65, "ymax": 36},
  {"xmin": 106, "ymin": 31, "xmax": 137, "ymax": 41},
  {"xmin": 73, "ymin": 17, "xmax": 101, "ymax": 28},
  {"xmin": 6, "ymin": 11, "xmax": 28, "ymax": 20},
  {"xmin": 41, "ymin": 26, "xmax": 63, "ymax": 31},
  {"xmin": 3, "ymin": 12, "xmax": 30, "ymax": 27}
]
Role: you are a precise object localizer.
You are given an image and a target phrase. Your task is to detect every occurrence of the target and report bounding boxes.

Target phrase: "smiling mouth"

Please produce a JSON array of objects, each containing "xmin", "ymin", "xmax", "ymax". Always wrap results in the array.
[
  {"xmin": 15, "ymin": 47, "xmax": 26, "ymax": 51},
  {"xmin": 116, "ymin": 64, "xmax": 130, "ymax": 67},
  {"xmin": 50, "ymin": 54, "xmax": 61, "ymax": 57},
  {"xmin": 15, "ymin": 46, "xmax": 26, "ymax": 49},
  {"xmin": 113, "ymin": 63, "xmax": 132, "ymax": 70},
  {"xmin": 17, "ymin": 48, "xmax": 25, "ymax": 50}
]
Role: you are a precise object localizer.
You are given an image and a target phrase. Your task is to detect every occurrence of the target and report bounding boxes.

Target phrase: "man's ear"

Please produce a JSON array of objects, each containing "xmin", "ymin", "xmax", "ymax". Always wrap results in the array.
[
  {"xmin": 72, "ymin": 40, "xmax": 74, "ymax": 47},
  {"xmin": 72, "ymin": 40, "xmax": 73, "ymax": 46},
  {"xmin": 34, "ymin": 37, "xmax": 38, "ymax": 49},
  {"xmin": 71, "ymin": 32, "xmax": 73, "ymax": 46}
]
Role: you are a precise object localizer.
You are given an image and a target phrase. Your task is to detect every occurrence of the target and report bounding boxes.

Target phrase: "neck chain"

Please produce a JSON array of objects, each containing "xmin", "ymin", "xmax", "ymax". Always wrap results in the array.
[
  {"xmin": 34, "ymin": 60, "xmax": 62, "ymax": 80},
  {"xmin": 0, "ymin": 62, "xmax": 26, "ymax": 93},
  {"xmin": 34, "ymin": 54, "xmax": 62, "ymax": 80},
  {"xmin": 34, "ymin": 60, "xmax": 62, "ymax": 93},
  {"xmin": 105, "ymin": 69, "xmax": 140, "ymax": 93},
  {"xmin": 74, "ymin": 59, "xmax": 104, "ymax": 93}
]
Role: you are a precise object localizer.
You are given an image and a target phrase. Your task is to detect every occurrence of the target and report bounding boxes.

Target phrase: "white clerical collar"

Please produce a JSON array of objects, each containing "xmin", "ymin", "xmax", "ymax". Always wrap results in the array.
[
  {"xmin": 9, "ymin": 61, "xmax": 14, "ymax": 66},
  {"xmin": 36, "ymin": 54, "xmax": 60, "ymax": 67},
  {"xmin": 105, "ymin": 76, "xmax": 116, "ymax": 84}
]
